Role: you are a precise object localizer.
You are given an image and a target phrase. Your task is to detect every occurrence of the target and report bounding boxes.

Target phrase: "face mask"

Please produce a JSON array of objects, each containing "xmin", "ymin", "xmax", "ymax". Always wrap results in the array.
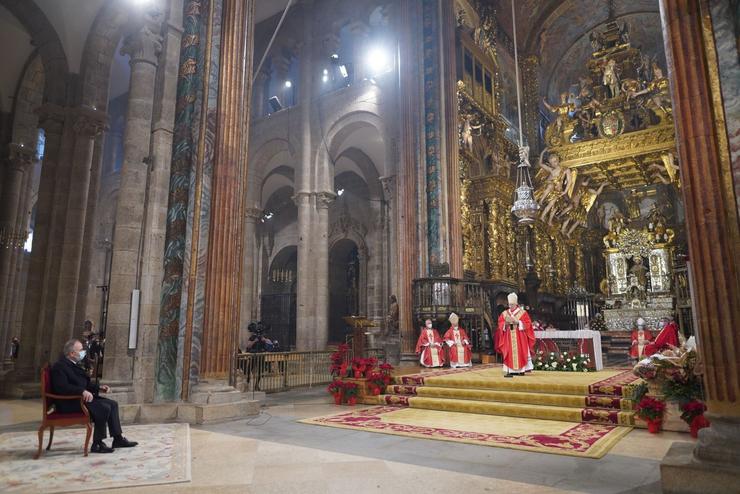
[
  {"xmin": 426, "ymin": 323, "xmax": 432, "ymax": 328},
  {"xmin": 76, "ymin": 350, "xmax": 87, "ymax": 363}
]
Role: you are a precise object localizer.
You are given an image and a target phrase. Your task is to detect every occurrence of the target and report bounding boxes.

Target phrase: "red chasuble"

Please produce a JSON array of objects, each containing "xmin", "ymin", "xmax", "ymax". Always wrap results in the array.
[
  {"xmin": 644, "ymin": 322, "xmax": 680, "ymax": 356},
  {"xmin": 495, "ymin": 306, "xmax": 535, "ymax": 372},
  {"xmin": 443, "ymin": 327, "xmax": 472, "ymax": 367},
  {"xmin": 415, "ymin": 328, "xmax": 446, "ymax": 367},
  {"xmin": 630, "ymin": 329, "xmax": 653, "ymax": 359}
]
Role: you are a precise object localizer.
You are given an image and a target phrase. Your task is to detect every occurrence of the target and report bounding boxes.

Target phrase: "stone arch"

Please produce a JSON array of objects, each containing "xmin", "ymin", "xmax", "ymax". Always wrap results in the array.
[
  {"xmin": 249, "ymin": 137, "xmax": 298, "ymax": 205},
  {"xmin": 78, "ymin": 0, "xmax": 130, "ymax": 110},
  {"xmin": 0, "ymin": 0, "xmax": 68, "ymax": 105}
]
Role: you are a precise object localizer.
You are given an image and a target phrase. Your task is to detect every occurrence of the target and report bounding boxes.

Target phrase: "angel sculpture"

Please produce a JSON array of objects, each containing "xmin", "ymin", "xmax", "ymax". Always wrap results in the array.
[
  {"xmin": 535, "ymin": 150, "xmax": 576, "ymax": 225},
  {"xmin": 560, "ymin": 178, "xmax": 607, "ymax": 236}
]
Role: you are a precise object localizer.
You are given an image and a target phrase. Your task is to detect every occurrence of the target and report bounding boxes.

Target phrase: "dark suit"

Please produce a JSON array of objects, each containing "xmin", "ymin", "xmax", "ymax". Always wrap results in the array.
[{"xmin": 50, "ymin": 357, "xmax": 122, "ymax": 442}]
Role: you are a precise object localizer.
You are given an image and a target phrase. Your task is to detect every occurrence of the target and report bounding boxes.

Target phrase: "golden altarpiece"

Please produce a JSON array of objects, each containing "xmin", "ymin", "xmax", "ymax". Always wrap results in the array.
[{"xmin": 455, "ymin": 8, "xmax": 688, "ymax": 332}]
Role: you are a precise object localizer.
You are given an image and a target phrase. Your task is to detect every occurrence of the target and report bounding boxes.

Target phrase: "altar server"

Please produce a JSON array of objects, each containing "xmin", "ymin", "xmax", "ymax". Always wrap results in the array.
[
  {"xmin": 444, "ymin": 312, "xmax": 472, "ymax": 368},
  {"xmin": 415, "ymin": 319, "xmax": 445, "ymax": 368},
  {"xmin": 496, "ymin": 293, "xmax": 535, "ymax": 377}
]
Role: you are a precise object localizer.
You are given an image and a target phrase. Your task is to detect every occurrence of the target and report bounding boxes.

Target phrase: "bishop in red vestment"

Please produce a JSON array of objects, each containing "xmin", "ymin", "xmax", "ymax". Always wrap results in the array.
[
  {"xmin": 645, "ymin": 317, "xmax": 681, "ymax": 356},
  {"xmin": 415, "ymin": 319, "xmax": 445, "ymax": 368},
  {"xmin": 444, "ymin": 312, "xmax": 472, "ymax": 368},
  {"xmin": 630, "ymin": 317, "xmax": 653, "ymax": 360},
  {"xmin": 496, "ymin": 293, "xmax": 535, "ymax": 377}
]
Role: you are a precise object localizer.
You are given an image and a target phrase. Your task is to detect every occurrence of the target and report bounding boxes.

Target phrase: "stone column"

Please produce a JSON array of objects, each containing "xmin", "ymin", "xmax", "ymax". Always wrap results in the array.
[
  {"xmin": 314, "ymin": 191, "xmax": 334, "ymax": 350},
  {"xmin": 49, "ymin": 107, "xmax": 108, "ymax": 355},
  {"xmin": 294, "ymin": 191, "xmax": 314, "ymax": 350},
  {"xmin": 16, "ymin": 104, "xmax": 66, "ymax": 378},
  {"xmin": 104, "ymin": 7, "xmax": 163, "ymax": 382},
  {"xmin": 659, "ymin": 0, "xmax": 740, "ymax": 491},
  {"xmin": 0, "ymin": 143, "xmax": 34, "ymax": 360},
  {"xmin": 239, "ymin": 206, "xmax": 262, "ymax": 345},
  {"xmin": 200, "ymin": 0, "xmax": 255, "ymax": 379},
  {"xmin": 252, "ymin": 71, "xmax": 268, "ymax": 119}
]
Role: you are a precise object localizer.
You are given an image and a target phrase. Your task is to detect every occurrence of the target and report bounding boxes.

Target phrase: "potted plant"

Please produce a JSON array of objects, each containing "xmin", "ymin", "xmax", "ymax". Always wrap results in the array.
[
  {"xmin": 636, "ymin": 396, "xmax": 667, "ymax": 433},
  {"xmin": 342, "ymin": 381, "xmax": 359, "ymax": 405},
  {"xmin": 681, "ymin": 400, "xmax": 710, "ymax": 438},
  {"xmin": 327, "ymin": 380, "xmax": 344, "ymax": 405}
]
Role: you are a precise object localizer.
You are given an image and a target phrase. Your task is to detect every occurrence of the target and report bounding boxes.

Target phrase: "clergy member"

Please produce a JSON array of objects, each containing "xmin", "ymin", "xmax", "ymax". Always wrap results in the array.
[
  {"xmin": 495, "ymin": 293, "xmax": 535, "ymax": 377},
  {"xmin": 444, "ymin": 312, "xmax": 472, "ymax": 368},
  {"xmin": 415, "ymin": 319, "xmax": 445, "ymax": 368},
  {"xmin": 629, "ymin": 317, "xmax": 653, "ymax": 361},
  {"xmin": 644, "ymin": 316, "xmax": 681, "ymax": 356}
]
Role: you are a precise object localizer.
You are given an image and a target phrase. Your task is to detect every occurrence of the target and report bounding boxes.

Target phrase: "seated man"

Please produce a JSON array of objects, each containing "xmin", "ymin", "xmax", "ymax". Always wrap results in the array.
[{"xmin": 51, "ymin": 339, "xmax": 138, "ymax": 453}]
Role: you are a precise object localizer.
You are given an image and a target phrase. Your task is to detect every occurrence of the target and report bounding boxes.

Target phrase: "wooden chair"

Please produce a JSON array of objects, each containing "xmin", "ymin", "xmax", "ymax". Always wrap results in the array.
[{"xmin": 35, "ymin": 364, "xmax": 92, "ymax": 459}]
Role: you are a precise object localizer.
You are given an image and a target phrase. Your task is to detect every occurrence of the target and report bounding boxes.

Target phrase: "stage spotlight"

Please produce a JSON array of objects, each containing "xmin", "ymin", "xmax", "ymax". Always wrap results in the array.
[
  {"xmin": 337, "ymin": 188, "xmax": 345, "ymax": 196},
  {"xmin": 268, "ymin": 96, "xmax": 283, "ymax": 112},
  {"xmin": 284, "ymin": 80, "xmax": 292, "ymax": 88},
  {"xmin": 366, "ymin": 46, "xmax": 392, "ymax": 76},
  {"xmin": 339, "ymin": 65, "xmax": 349, "ymax": 78},
  {"xmin": 330, "ymin": 53, "xmax": 339, "ymax": 60}
]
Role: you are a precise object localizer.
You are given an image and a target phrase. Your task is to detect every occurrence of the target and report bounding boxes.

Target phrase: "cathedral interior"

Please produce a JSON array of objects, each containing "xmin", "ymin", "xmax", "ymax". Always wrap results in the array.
[{"xmin": 0, "ymin": 0, "xmax": 737, "ymax": 493}]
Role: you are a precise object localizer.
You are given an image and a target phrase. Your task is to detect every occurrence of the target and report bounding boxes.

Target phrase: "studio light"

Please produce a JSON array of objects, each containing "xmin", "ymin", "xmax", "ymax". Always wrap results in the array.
[
  {"xmin": 337, "ymin": 188, "xmax": 345, "ymax": 196},
  {"xmin": 284, "ymin": 80, "xmax": 292, "ymax": 88},
  {"xmin": 268, "ymin": 96, "xmax": 283, "ymax": 112},
  {"xmin": 339, "ymin": 65, "xmax": 349, "ymax": 79},
  {"xmin": 366, "ymin": 46, "xmax": 392, "ymax": 77}
]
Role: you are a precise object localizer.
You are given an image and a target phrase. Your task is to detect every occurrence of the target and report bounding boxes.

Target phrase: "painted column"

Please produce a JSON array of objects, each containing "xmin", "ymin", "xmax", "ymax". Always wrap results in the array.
[
  {"xmin": 200, "ymin": 0, "xmax": 255, "ymax": 379},
  {"xmin": 659, "ymin": 0, "xmax": 740, "ymax": 488},
  {"xmin": 49, "ymin": 108, "xmax": 108, "ymax": 355},
  {"xmin": 16, "ymin": 104, "xmax": 66, "ymax": 378},
  {"xmin": 104, "ymin": 6, "xmax": 164, "ymax": 382}
]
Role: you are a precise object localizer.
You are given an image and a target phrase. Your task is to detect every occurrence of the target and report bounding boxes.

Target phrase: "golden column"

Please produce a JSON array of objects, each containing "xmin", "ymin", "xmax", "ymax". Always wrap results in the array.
[
  {"xmin": 659, "ymin": 0, "xmax": 740, "ymax": 490},
  {"xmin": 519, "ymin": 55, "xmax": 540, "ymax": 154},
  {"xmin": 201, "ymin": 0, "xmax": 255, "ymax": 379}
]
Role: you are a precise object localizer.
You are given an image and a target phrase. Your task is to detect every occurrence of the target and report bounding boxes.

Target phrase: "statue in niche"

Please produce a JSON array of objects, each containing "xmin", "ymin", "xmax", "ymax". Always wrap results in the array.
[
  {"xmin": 629, "ymin": 257, "xmax": 649, "ymax": 289},
  {"xmin": 602, "ymin": 59, "xmax": 620, "ymax": 98}
]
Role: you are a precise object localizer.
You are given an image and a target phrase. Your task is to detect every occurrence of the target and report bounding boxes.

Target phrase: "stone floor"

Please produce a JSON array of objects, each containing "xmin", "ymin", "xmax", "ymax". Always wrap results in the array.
[{"xmin": 0, "ymin": 386, "xmax": 693, "ymax": 494}]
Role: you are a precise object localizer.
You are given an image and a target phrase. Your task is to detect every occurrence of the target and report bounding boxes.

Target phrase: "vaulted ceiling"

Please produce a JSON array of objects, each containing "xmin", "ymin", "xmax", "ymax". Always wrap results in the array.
[{"xmin": 494, "ymin": 0, "xmax": 665, "ymax": 100}]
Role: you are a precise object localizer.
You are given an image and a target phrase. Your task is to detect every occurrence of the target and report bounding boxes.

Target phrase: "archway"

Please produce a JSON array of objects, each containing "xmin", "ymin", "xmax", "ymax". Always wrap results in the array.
[
  {"xmin": 328, "ymin": 238, "xmax": 360, "ymax": 344},
  {"xmin": 260, "ymin": 246, "xmax": 297, "ymax": 350}
]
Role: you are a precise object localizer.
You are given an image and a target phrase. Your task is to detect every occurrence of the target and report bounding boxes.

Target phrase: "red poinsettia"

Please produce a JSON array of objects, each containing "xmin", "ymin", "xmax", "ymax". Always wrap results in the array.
[
  {"xmin": 327, "ymin": 380, "xmax": 343, "ymax": 395},
  {"xmin": 342, "ymin": 381, "xmax": 359, "ymax": 397},
  {"xmin": 636, "ymin": 396, "xmax": 667, "ymax": 422},
  {"xmin": 680, "ymin": 400, "xmax": 707, "ymax": 424}
]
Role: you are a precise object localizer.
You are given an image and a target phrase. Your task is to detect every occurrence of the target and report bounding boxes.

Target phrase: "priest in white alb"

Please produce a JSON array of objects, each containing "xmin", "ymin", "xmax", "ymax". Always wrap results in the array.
[
  {"xmin": 444, "ymin": 312, "xmax": 472, "ymax": 368},
  {"xmin": 495, "ymin": 292, "xmax": 536, "ymax": 377}
]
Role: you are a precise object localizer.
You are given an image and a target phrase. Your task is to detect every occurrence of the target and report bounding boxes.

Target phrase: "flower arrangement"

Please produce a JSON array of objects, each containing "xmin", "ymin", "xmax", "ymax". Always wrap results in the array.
[
  {"xmin": 636, "ymin": 396, "xmax": 667, "ymax": 433},
  {"xmin": 351, "ymin": 357, "xmax": 378, "ymax": 379},
  {"xmin": 327, "ymin": 348, "xmax": 394, "ymax": 404},
  {"xmin": 367, "ymin": 371, "xmax": 386, "ymax": 395},
  {"xmin": 534, "ymin": 351, "xmax": 593, "ymax": 372}
]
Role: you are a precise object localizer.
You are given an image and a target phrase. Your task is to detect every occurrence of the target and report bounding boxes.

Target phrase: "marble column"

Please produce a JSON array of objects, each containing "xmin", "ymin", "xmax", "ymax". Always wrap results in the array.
[
  {"xmin": 314, "ymin": 192, "xmax": 334, "ymax": 350},
  {"xmin": 239, "ymin": 206, "xmax": 262, "ymax": 346},
  {"xmin": 104, "ymin": 7, "xmax": 163, "ymax": 382},
  {"xmin": 0, "ymin": 143, "xmax": 34, "ymax": 360},
  {"xmin": 200, "ymin": 0, "xmax": 255, "ymax": 379},
  {"xmin": 16, "ymin": 104, "xmax": 66, "ymax": 378},
  {"xmin": 49, "ymin": 108, "xmax": 108, "ymax": 355},
  {"xmin": 659, "ymin": 0, "xmax": 740, "ymax": 491}
]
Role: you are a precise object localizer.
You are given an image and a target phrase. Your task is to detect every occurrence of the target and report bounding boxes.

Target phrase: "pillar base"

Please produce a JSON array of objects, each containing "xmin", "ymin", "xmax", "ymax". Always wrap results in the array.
[{"xmin": 661, "ymin": 441, "xmax": 740, "ymax": 494}]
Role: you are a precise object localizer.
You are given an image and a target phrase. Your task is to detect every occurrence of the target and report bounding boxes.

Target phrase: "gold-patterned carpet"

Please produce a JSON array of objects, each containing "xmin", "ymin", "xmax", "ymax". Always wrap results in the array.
[
  {"xmin": 300, "ymin": 406, "xmax": 631, "ymax": 458},
  {"xmin": 0, "ymin": 423, "xmax": 191, "ymax": 493}
]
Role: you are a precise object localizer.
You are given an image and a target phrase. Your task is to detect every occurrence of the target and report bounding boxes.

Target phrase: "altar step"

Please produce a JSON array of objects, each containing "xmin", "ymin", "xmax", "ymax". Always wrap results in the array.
[
  {"xmin": 383, "ymin": 384, "xmax": 634, "ymax": 411},
  {"xmin": 374, "ymin": 367, "xmax": 640, "ymax": 427}
]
